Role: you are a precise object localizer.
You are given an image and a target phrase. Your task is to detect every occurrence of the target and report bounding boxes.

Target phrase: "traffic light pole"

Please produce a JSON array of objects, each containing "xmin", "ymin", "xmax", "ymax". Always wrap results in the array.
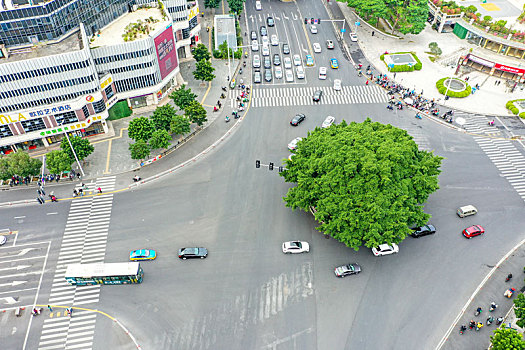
[
  {"xmin": 60, "ymin": 123, "xmax": 85, "ymax": 178},
  {"xmin": 255, "ymin": 160, "xmax": 286, "ymax": 172}
]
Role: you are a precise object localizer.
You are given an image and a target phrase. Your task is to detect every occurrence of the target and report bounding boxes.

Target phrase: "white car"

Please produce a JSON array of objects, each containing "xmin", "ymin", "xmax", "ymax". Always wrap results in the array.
[
  {"xmin": 0, "ymin": 235, "xmax": 6, "ymax": 246},
  {"xmin": 321, "ymin": 116, "xmax": 335, "ymax": 128},
  {"xmin": 292, "ymin": 54, "xmax": 301, "ymax": 66},
  {"xmin": 251, "ymin": 40, "xmax": 259, "ymax": 51},
  {"xmin": 349, "ymin": 32, "xmax": 357, "ymax": 42},
  {"xmin": 282, "ymin": 241, "xmax": 310, "ymax": 254},
  {"xmin": 262, "ymin": 45, "xmax": 270, "ymax": 56},
  {"xmin": 255, "ymin": 0, "xmax": 262, "ymax": 10},
  {"xmin": 271, "ymin": 34, "xmax": 279, "ymax": 46},
  {"xmin": 253, "ymin": 55, "xmax": 261, "ymax": 68},
  {"xmin": 285, "ymin": 69, "xmax": 294, "ymax": 82},
  {"xmin": 288, "ymin": 137, "xmax": 302, "ymax": 150},
  {"xmin": 319, "ymin": 66, "xmax": 327, "ymax": 80},
  {"xmin": 275, "ymin": 66, "xmax": 283, "ymax": 79},
  {"xmin": 333, "ymin": 79, "xmax": 342, "ymax": 91},
  {"xmin": 313, "ymin": 42, "xmax": 321, "ymax": 53},
  {"xmin": 310, "ymin": 25, "xmax": 318, "ymax": 34},
  {"xmin": 284, "ymin": 57, "xmax": 292, "ymax": 69},
  {"xmin": 262, "ymin": 36, "xmax": 269, "ymax": 46},
  {"xmin": 372, "ymin": 243, "xmax": 399, "ymax": 256},
  {"xmin": 296, "ymin": 66, "xmax": 305, "ymax": 79}
]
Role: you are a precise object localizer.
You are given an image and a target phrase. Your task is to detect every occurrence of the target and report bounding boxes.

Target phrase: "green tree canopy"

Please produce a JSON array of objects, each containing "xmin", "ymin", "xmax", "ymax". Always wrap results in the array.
[
  {"xmin": 128, "ymin": 117, "xmax": 154, "ymax": 142},
  {"xmin": 46, "ymin": 150, "xmax": 73, "ymax": 174},
  {"xmin": 151, "ymin": 104, "xmax": 176, "ymax": 132},
  {"xmin": 0, "ymin": 151, "xmax": 42, "ymax": 179},
  {"xmin": 514, "ymin": 293, "xmax": 525, "ymax": 328},
  {"xmin": 193, "ymin": 43, "xmax": 211, "ymax": 62},
  {"xmin": 149, "ymin": 129, "xmax": 171, "ymax": 150},
  {"xmin": 193, "ymin": 59, "xmax": 216, "ymax": 82},
  {"xmin": 280, "ymin": 119, "xmax": 443, "ymax": 250},
  {"xmin": 60, "ymin": 136, "xmax": 94, "ymax": 162},
  {"xmin": 347, "ymin": 0, "xmax": 387, "ymax": 26},
  {"xmin": 204, "ymin": 0, "xmax": 220, "ymax": 8},
  {"xmin": 227, "ymin": 0, "xmax": 244, "ymax": 14},
  {"xmin": 428, "ymin": 42, "xmax": 442, "ymax": 57},
  {"xmin": 170, "ymin": 115, "xmax": 191, "ymax": 135},
  {"xmin": 169, "ymin": 84, "xmax": 197, "ymax": 111},
  {"xmin": 218, "ymin": 41, "xmax": 236, "ymax": 58},
  {"xmin": 129, "ymin": 140, "xmax": 151, "ymax": 160},
  {"xmin": 184, "ymin": 101, "xmax": 208, "ymax": 126},
  {"xmin": 490, "ymin": 328, "xmax": 525, "ymax": 350}
]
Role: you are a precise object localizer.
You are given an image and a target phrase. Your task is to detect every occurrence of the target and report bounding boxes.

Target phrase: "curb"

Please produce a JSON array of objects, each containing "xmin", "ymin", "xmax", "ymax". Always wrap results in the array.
[{"xmin": 435, "ymin": 237, "xmax": 525, "ymax": 349}]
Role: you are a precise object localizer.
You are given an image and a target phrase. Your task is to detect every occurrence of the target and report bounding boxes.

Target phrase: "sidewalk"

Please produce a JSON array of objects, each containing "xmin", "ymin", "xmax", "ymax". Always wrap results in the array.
[
  {"xmin": 437, "ymin": 241, "xmax": 525, "ymax": 349},
  {"xmin": 0, "ymin": 0, "xmax": 247, "ymax": 205},
  {"xmin": 334, "ymin": 2, "xmax": 521, "ymax": 116}
]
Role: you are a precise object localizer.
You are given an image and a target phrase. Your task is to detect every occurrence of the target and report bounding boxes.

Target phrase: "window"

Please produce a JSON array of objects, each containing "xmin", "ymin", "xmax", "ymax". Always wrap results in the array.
[
  {"xmin": 92, "ymin": 99, "xmax": 106, "ymax": 113},
  {"xmin": 54, "ymin": 111, "xmax": 78, "ymax": 125},
  {"xmin": 0, "ymin": 125, "xmax": 14, "ymax": 139},
  {"xmin": 21, "ymin": 118, "xmax": 46, "ymax": 132}
]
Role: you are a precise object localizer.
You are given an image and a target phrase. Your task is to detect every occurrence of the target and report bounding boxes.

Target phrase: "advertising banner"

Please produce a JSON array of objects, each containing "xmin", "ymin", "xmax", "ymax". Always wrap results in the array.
[{"xmin": 154, "ymin": 25, "xmax": 178, "ymax": 80}]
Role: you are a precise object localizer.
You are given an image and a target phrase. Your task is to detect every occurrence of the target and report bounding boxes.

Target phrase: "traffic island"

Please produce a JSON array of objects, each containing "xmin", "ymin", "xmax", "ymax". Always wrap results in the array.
[
  {"xmin": 380, "ymin": 51, "xmax": 422, "ymax": 72},
  {"xmin": 435, "ymin": 77, "xmax": 471, "ymax": 98}
]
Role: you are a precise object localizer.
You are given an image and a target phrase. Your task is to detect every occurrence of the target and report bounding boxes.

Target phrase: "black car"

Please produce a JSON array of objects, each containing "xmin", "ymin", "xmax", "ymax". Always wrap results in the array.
[
  {"xmin": 290, "ymin": 113, "xmax": 306, "ymax": 126},
  {"xmin": 260, "ymin": 26, "xmax": 267, "ymax": 36},
  {"xmin": 313, "ymin": 90, "xmax": 323, "ymax": 102},
  {"xmin": 178, "ymin": 247, "xmax": 208, "ymax": 259},
  {"xmin": 251, "ymin": 31, "xmax": 257, "ymax": 40},
  {"xmin": 264, "ymin": 56, "xmax": 271, "ymax": 69},
  {"xmin": 334, "ymin": 263, "xmax": 361, "ymax": 278},
  {"xmin": 254, "ymin": 70, "xmax": 262, "ymax": 83},
  {"xmin": 282, "ymin": 43, "xmax": 290, "ymax": 55},
  {"xmin": 410, "ymin": 224, "xmax": 436, "ymax": 238},
  {"xmin": 264, "ymin": 69, "xmax": 272, "ymax": 82},
  {"xmin": 267, "ymin": 16, "xmax": 275, "ymax": 27},
  {"xmin": 273, "ymin": 54, "xmax": 281, "ymax": 66}
]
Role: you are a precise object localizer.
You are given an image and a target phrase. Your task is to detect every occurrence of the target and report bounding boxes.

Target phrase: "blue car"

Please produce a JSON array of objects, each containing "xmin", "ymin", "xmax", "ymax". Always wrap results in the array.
[
  {"xmin": 330, "ymin": 58, "xmax": 339, "ymax": 69},
  {"xmin": 129, "ymin": 249, "xmax": 157, "ymax": 261}
]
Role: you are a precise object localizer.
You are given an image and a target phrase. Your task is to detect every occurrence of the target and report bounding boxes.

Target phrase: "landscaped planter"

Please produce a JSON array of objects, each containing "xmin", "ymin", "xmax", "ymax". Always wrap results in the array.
[{"xmin": 436, "ymin": 77, "xmax": 471, "ymax": 98}]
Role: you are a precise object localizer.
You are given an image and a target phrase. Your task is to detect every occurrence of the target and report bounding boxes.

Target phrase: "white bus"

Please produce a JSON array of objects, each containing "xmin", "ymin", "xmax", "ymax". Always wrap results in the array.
[{"xmin": 65, "ymin": 262, "xmax": 143, "ymax": 285}]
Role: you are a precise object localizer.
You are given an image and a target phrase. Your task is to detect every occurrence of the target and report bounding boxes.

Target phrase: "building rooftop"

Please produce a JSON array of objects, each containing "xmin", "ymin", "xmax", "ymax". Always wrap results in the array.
[
  {"xmin": 0, "ymin": 30, "xmax": 81, "ymax": 64},
  {"xmin": 214, "ymin": 14, "xmax": 236, "ymax": 50},
  {"xmin": 1, "ymin": 0, "xmax": 48, "ymax": 11},
  {"xmin": 89, "ymin": 7, "xmax": 167, "ymax": 47}
]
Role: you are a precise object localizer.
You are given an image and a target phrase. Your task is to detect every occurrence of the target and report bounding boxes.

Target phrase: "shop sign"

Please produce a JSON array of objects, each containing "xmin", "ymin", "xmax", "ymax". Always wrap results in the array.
[
  {"xmin": 494, "ymin": 63, "xmax": 525, "ymax": 75},
  {"xmin": 0, "ymin": 105, "xmax": 72, "ymax": 126},
  {"xmin": 467, "ymin": 54, "xmax": 494, "ymax": 67}
]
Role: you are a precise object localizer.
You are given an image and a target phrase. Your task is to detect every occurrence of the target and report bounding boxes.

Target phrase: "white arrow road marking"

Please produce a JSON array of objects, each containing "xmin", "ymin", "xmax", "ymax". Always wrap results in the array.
[
  {"xmin": 17, "ymin": 248, "xmax": 37, "ymax": 256},
  {"xmin": 291, "ymin": 12, "xmax": 297, "ymax": 21},
  {"xmin": 0, "ymin": 281, "xmax": 27, "ymax": 288},
  {"xmin": 0, "ymin": 297, "xmax": 18, "ymax": 304},
  {"xmin": 0, "ymin": 265, "xmax": 31, "ymax": 272},
  {"xmin": 0, "ymin": 271, "xmax": 41, "ymax": 279},
  {"xmin": 283, "ymin": 13, "xmax": 289, "ymax": 20}
]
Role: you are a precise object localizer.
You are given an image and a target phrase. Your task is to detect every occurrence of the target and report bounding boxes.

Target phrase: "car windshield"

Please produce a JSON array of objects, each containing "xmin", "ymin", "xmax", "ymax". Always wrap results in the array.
[
  {"xmin": 291, "ymin": 242, "xmax": 301, "ymax": 248},
  {"xmin": 183, "ymin": 248, "xmax": 198, "ymax": 255}
]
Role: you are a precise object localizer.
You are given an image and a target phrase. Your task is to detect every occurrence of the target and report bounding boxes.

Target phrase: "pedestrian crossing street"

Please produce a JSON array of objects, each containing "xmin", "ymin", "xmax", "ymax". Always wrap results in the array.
[
  {"xmin": 247, "ymin": 85, "xmax": 389, "ymax": 108},
  {"xmin": 459, "ymin": 113, "xmax": 525, "ymax": 202},
  {"xmin": 37, "ymin": 176, "xmax": 116, "ymax": 350}
]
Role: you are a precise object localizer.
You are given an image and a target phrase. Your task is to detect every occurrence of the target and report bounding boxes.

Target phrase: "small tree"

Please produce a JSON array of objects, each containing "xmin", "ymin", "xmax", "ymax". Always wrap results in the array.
[
  {"xmin": 169, "ymin": 84, "xmax": 197, "ymax": 111},
  {"xmin": 4, "ymin": 151, "xmax": 42, "ymax": 178},
  {"xmin": 46, "ymin": 150, "xmax": 73, "ymax": 174},
  {"xmin": 193, "ymin": 59, "xmax": 215, "ymax": 83},
  {"xmin": 170, "ymin": 115, "xmax": 191, "ymax": 135},
  {"xmin": 128, "ymin": 117, "xmax": 154, "ymax": 142},
  {"xmin": 60, "ymin": 136, "xmax": 94, "ymax": 162},
  {"xmin": 204, "ymin": 0, "xmax": 220, "ymax": 8},
  {"xmin": 218, "ymin": 41, "xmax": 234, "ymax": 58},
  {"xmin": 129, "ymin": 140, "xmax": 151, "ymax": 160},
  {"xmin": 149, "ymin": 129, "xmax": 171, "ymax": 150},
  {"xmin": 428, "ymin": 42, "xmax": 442, "ymax": 57},
  {"xmin": 490, "ymin": 327, "xmax": 525, "ymax": 350},
  {"xmin": 192, "ymin": 43, "xmax": 211, "ymax": 62},
  {"xmin": 227, "ymin": 0, "xmax": 244, "ymax": 14},
  {"xmin": 151, "ymin": 104, "xmax": 176, "ymax": 132},
  {"xmin": 514, "ymin": 293, "xmax": 525, "ymax": 328},
  {"xmin": 184, "ymin": 101, "xmax": 208, "ymax": 126},
  {"xmin": 0, "ymin": 158, "xmax": 11, "ymax": 181}
]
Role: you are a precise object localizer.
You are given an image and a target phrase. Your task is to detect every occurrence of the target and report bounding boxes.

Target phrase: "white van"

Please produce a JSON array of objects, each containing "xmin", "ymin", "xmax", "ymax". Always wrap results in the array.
[
  {"xmin": 296, "ymin": 66, "xmax": 305, "ymax": 79},
  {"xmin": 255, "ymin": 0, "xmax": 262, "ymax": 10},
  {"xmin": 457, "ymin": 205, "xmax": 477, "ymax": 218}
]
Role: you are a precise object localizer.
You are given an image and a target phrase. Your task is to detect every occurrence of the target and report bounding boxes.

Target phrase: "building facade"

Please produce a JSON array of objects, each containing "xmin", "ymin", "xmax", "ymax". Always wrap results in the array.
[{"xmin": 0, "ymin": 0, "xmax": 201, "ymax": 152}]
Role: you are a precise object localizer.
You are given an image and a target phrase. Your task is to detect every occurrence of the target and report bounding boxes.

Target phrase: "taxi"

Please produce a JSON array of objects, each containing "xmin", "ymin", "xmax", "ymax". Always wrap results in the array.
[
  {"xmin": 129, "ymin": 249, "xmax": 157, "ymax": 261},
  {"xmin": 330, "ymin": 58, "xmax": 339, "ymax": 69},
  {"xmin": 305, "ymin": 55, "xmax": 314, "ymax": 66}
]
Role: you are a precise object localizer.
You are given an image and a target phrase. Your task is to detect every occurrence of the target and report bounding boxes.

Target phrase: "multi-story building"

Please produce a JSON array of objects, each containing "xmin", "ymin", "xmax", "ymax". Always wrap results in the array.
[{"xmin": 0, "ymin": 0, "xmax": 201, "ymax": 153}]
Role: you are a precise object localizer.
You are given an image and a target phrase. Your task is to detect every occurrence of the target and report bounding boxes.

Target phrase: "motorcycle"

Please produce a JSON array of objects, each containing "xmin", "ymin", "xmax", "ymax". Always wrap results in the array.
[
  {"xmin": 487, "ymin": 316, "xmax": 494, "ymax": 326},
  {"xmin": 243, "ymin": 61, "xmax": 246, "ymax": 67},
  {"xmin": 446, "ymin": 117, "xmax": 453, "ymax": 123},
  {"xmin": 506, "ymin": 273, "xmax": 513, "ymax": 282},
  {"xmin": 469, "ymin": 320, "xmax": 476, "ymax": 330},
  {"xmin": 213, "ymin": 106, "xmax": 219, "ymax": 112},
  {"xmin": 133, "ymin": 176, "xmax": 141, "ymax": 182},
  {"xmin": 476, "ymin": 323, "xmax": 483, "ymax": 331},
  {"xmin": 459, "ymin": 325, "xmax": 466, "ymax": 334},
  {"xmin": 225, "ymin": 116, "xmax": 230, "ymax": 123},
  {"xmin": 475, "ymin": 307, "xmax": 482, "ymax": 316},
  {"xmin": 488, "ymin": 120, "xmax": 495, "ymax": 126},
  {"xmin": 221, "ymin": 86, "xmax": 227, "ymax": 92},
  {"xmin": 220, "ymin": 93, "xmax": 226, "ymax": 99},
  {"xmin": 239, "ymin": 68, "xmax": 243, "ymax": 75},
  {"xmin": 232, "ymin": 111, "xmax": 239, "ymax": 119},
  {"xmin": 496, "ymin": 317, "xmax": 504, "ymax": 325},
  {"xmin": 489, "ymin": 303, "xmax": 497, "ymax": 312},
  {"xmin": 415, "ymin": 114, "xmax": 422, "ymax": 120},
  {"xmin": 386, "ymin": 105, "xmax": 393, "ymax": 110}
]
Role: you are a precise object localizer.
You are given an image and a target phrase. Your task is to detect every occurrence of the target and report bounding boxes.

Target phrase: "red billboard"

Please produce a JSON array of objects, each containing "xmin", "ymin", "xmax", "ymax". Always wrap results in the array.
[
  {"xmin": 154, "ymin": 25, "xmax": 178, "ymax": 80},
  {"xmin": 494, "ymin": 63, "xmax": 525, "ymax": 75}
]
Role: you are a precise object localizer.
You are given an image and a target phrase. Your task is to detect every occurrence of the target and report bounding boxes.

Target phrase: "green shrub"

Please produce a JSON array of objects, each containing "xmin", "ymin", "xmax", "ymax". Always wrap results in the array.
[
  {"xmin": 511, "ymin": 107, "xmax": 519, "ymax": 115},
  {"xmin": 108, "ymin": 100, "xmax": 132, "ymax": 120},
  {"xmin": 519, "ymin": 112, "xmax": 525, "ymax": 119},
  {"xmin": 435, "ymin": 77, "xmax": 471, "ymax": 98},
  {"xmin": 212, "ymin": 49, "xmax": 222, "ymax": 58},
  {"xmin": 381, "ymin": 51, "xmax": 422, "ymax": 72},
  {"xmin": 506, "ymin": 101, "xmax": 515, "ymax": 109}
]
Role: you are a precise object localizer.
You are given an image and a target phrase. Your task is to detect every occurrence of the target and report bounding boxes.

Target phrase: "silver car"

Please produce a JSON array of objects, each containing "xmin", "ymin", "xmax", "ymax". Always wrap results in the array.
[
  {"xmin": 275, "ymin": 66, "xmax": 283, "ymax": 79},
  {"xmin": 253, "ymin": 55, "xmax": 261, "ymax": 68}
]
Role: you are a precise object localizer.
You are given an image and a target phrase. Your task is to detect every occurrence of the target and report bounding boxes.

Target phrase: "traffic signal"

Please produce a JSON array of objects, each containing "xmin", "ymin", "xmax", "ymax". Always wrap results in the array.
[
  {"xmin": 318, "ymin": 18, "xmax": 321, "ymax": 23},
  {"xmin": 304, "ymin": 18, "xmax": 307, "ymax": 24},
  {"xmin": 256, "ymin": 160, "xmax": 260, "ymax": 168},
  {"xmin": 269, "ymin": 162, "xmax": 274, "ymax": 171},
  {"xmin": 278, "ymin": 166, "xmax": 284, "ymax": 172},
  {"xmin": 311, "ymin": 18, "xmax": 314, "ymax": 25}
]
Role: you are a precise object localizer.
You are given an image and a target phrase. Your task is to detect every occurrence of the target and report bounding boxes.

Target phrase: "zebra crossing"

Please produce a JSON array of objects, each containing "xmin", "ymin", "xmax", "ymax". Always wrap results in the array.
[
  {"xmin": 456, "ymin": 112, "xmax": 501, "ymax": 137},
  {"xmin": 37, "ymin": 176, "xmax": 116, "ymax": 350},
  {"xmin": 247, "ymin": 85, "xmax": 389, "ymax": 108}
]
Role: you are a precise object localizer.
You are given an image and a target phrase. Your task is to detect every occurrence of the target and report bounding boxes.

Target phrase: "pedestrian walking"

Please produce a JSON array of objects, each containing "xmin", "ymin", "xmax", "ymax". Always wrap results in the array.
[
  {"xmin": 67, "ymin": 307, "xmax": 72, "ymax": 317},
  {"xmin": 73, "ymin": 189, "xmax": 78, "ymax": 197},
  {"xmin": 47, "ymin": 305, "xmax": 52, "ymax": 312},
  {"xmin": 79, "ymin": 188, "xmax": 83, "ymax": 197},
  {"xmin": 366, "ymin": 80, "xmax": 369, "ymax": 85},
  {"xmin": 371, "ymin": 31, "xmax": 375, "ymax": 37},
  {"xmin": 97, "ymin": 187, "xmax": 102, "ymax": 193}
]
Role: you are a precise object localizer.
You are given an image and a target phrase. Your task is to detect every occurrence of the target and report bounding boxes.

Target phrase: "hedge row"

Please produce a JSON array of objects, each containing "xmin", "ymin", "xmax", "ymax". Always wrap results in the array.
[
  {"xmin": 435, "ymin": 77, "xmax": 471, "ymax": 98},
  {"xmin": 380, "ymin": 52, "xmax": 422, "ymax": 72},
  {"xmin": 506, "ymin": 99, "xmax": 525, "ymax": 118}
]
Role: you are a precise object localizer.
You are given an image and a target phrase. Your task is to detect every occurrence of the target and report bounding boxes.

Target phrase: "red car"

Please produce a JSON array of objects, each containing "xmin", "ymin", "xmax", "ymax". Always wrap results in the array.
[{"xmin": 462, "ymin": 225, "xmax": 484, "ymax": 238}]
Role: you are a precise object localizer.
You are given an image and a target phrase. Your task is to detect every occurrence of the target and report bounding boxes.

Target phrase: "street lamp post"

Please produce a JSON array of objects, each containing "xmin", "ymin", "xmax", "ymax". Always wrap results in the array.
[
  {"xmin": 443, "ymin": 77, "xmax": 453, "ymax": 106},
  {"xmin": 60, "ymin": 123, "xmax": 85, "ymax": 178}
]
